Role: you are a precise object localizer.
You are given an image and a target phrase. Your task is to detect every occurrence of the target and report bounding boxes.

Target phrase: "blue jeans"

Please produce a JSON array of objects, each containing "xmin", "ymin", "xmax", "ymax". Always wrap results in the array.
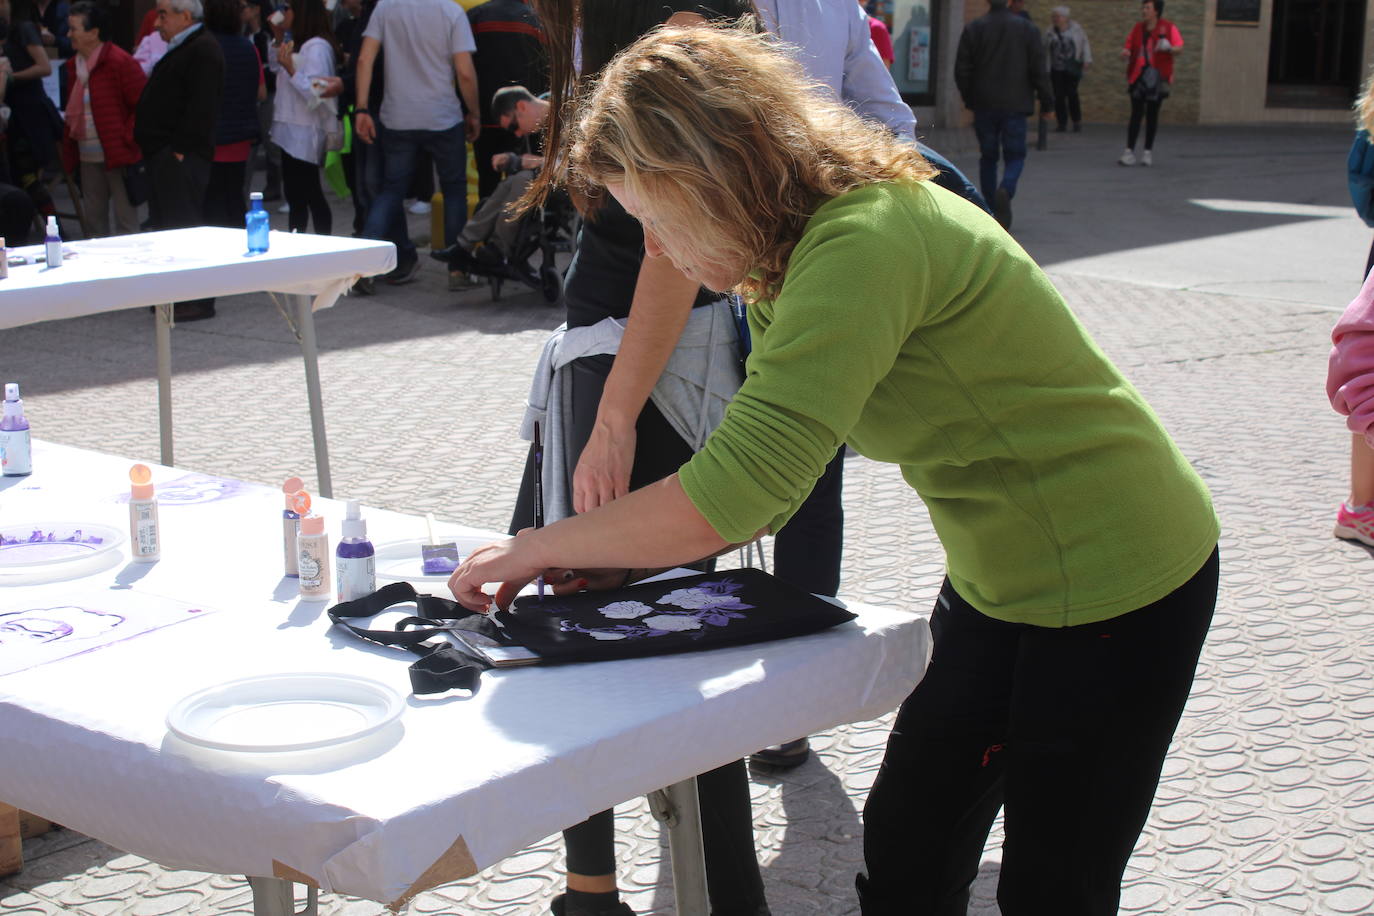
[
  {"xmin": 362, "ymin": 120, "xmax": 468, "ymax": 263},
  {"xmin": 972, "ymin": 111, "xmax": 1028, "ymax": 203}
]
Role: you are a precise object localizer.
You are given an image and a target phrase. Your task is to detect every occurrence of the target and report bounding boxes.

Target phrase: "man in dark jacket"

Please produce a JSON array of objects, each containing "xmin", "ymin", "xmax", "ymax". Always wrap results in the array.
[
  {"xmin": 135, "ymin": 0, "xmax": 224, "ymax": 319},
  {"xmin": 466, "ymin": 0, "xmax": 544, "ymax": 201},
  {"xmin": 954, "ymin": 0, "xmax": 1052, "ymax": 231}
]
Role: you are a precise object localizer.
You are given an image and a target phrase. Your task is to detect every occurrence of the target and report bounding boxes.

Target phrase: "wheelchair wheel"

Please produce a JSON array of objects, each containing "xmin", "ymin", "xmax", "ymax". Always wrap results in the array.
[{"xmin": 540, "ymin": 264, "xmax": 563, "ymax": 304}]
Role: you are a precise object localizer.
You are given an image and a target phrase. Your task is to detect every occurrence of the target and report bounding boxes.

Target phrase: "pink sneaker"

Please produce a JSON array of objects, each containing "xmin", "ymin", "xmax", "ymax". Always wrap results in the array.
[{"xmin": 1334, "ymin": 502, "xmax": 1374, "ymax": 546}]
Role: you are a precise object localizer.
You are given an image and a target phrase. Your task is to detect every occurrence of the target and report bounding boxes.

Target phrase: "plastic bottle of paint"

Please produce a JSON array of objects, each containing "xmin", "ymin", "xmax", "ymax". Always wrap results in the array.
[
  {"xmin": 0, "ymin": 383, "xmax": 32, "ymax": 477},
  {"xmin": 282, "ymin": 477, "xmax": 305, "ymax": 577},
  {"xmin": 44, "ymin": 216, "xmax": 62, "ymax": 267},
  {"xmin": 336, "ymin": 499, "xmax": 376, "ymax": 602},
  {"xmin": 246, "ymin": 192, "xmax": 270, "ymax": 254},
  {"xmin": 297, "ymin": 509, "xmax": 331, "ymax": 599},
  {"xmin": 128, "ymin": 464, "xmax": 161, "ymax": 562}
]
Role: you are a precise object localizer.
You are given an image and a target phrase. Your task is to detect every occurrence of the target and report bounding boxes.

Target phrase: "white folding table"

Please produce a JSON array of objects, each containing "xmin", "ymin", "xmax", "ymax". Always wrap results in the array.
[
  {"xmin": 0, "ymin": 441, "xmax": 930, "ymax": 914},
  {"xmin": 0, "ymin": 228, "xmax": 397, "ymax": 498}
]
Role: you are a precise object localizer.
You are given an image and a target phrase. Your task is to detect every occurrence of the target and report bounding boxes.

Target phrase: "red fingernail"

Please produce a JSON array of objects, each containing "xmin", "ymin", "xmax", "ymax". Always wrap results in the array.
[{"xmin": 574, "ymin": 578, "xmax": 589, "ymax": 589}]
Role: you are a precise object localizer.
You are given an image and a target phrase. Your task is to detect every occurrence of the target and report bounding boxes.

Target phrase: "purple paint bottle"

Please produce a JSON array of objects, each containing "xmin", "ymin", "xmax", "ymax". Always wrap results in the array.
[
  {"xmin": 336, "ymin": 500, "xmax": 376, "ymax": 602},
  {"xmin": 1, "ymin": 383, "xmax": 32, "ymax": 477}
]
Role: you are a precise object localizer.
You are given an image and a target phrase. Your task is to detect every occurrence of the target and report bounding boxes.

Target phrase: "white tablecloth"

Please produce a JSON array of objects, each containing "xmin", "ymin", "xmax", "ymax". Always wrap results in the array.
[
  {"xmin": 0, "ymin": 228, "xmax": 396, "ymax": 330},
  {"xmin": 0, "ymin": 441, "xmax": 930, "ymax": 908}
]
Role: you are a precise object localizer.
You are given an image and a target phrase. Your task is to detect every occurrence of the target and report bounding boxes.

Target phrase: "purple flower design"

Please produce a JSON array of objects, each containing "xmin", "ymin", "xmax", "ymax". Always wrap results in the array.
[{"xmin": 560, "ymin": 578, "xmax": 754, "ymax": 641}]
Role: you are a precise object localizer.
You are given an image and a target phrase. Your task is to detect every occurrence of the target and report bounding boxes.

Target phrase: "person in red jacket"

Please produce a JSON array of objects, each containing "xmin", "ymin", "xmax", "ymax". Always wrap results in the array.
[
  {"xmin": 62, "ymin": 1, "xmax": 146, "ymax": 235},
  {"xmin": 1117, "ymin": 0, "xmax": 1180, "ymax": 167}
]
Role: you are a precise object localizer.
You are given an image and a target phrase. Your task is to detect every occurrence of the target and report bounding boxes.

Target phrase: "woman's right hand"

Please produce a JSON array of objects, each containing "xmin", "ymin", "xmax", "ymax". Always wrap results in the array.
[{"xmin": 573, "ymin": 419, "xmax": 635, "ymax": 514}]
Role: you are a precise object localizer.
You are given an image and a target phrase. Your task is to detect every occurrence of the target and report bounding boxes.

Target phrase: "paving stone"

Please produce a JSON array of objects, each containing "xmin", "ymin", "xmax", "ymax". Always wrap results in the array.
[{"xmin": 4, "ymin": 125, "xmax": 1373, "ymax": 914}]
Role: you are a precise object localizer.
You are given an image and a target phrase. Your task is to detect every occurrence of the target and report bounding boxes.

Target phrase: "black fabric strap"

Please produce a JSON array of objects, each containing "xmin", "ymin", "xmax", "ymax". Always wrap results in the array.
[{"xmin": 328, "ymin": 582, "xmax": 492, "ymax": 695}]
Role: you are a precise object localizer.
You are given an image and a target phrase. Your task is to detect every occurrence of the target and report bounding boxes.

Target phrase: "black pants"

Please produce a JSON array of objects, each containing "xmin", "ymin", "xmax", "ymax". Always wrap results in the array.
[
  {"xmin": 508, "ymin": 352, "xmax": 767, "ymax": 915},
  {"xmin": 1127, "ymin": 96, "xmax": 1163, "ymax": 150},
  {"xmin": 1050, "ymin": 70, "xmax": 1081, "ymax": 128},
  {"xmin": 147, "ymin": 147, "xmax": 214, "ymax": 311},
  {"xmin": 0, "ymin": 182, "xmax": 36, "ymax": 245},
  {"xmin": 146, "ymin": 146, "xmax": 210, "ymax": 231},
  {"xmin": 281, "ymin": 151, "xmax": 331, "ymax": 236},
  {"xmin": 204, "ymin": 160, "xmax": 248, "ymax": 229},
  {"xmin": 858, "ymin": 547, "xmax": 1219, "ymax": 916}
]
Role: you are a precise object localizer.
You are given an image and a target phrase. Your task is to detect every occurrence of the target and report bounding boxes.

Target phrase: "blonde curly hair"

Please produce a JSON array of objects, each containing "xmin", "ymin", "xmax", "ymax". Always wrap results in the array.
[
  {"xmin": 562, "ymin": 23, "xmax": 935, "ymax": 301},
  {"xmin": 1359, "ymin": 69, "xmax": 1374, "ymax": 135}
]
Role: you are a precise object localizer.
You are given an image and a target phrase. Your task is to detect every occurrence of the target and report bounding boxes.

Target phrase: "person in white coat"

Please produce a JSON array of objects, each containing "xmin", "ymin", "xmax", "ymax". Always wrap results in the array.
[{"xmin": 268, "ymin": 0, "xmax": 339, "ymax": 233}]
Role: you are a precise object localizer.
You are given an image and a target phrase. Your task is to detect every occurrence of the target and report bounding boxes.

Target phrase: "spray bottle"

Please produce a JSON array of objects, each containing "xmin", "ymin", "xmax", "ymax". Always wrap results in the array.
[
  {"xmin": 282, "ymin": 476, "xmax": 305, "ymax": 577},
  {"xmin": 128, "ymin": 464, "xmax": 161, "ymax": 561},
  {"xmin": 1, "ymin": 383, "xmax": 32, "ymax": 477},
  {"xmin": 44, "ymin": 216, "xmax": 62, "ymax": 267},
  {"xmin": 336, "ymin": 500, "xmax": 376, "ymax": 602},
  {"xmin": 297, "ymin": 499, "xmax": 331, "ymax": 600}
]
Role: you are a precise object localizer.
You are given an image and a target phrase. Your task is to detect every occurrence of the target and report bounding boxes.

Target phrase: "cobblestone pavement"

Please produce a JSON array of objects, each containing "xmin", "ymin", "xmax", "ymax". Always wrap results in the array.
[{"xmin": 3, "ymin": 125, "xmax": 1373, "ymax": 914}]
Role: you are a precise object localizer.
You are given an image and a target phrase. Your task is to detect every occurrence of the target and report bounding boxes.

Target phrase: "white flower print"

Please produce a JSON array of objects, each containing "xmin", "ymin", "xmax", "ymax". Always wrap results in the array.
[
  {"xmin": 643, "ymin": 614, "xmax": 703, "ymax": 632},
  {"xmin": 589, "ymin": 630, "xmax": 628, "ymax": 640},
  {"xmin": 657, "ymin": 587, "xmax": 716, "ymax": 609},
  {"xmin": 600, "ymin": 600, "xmax": 655, "ymax": 620}
]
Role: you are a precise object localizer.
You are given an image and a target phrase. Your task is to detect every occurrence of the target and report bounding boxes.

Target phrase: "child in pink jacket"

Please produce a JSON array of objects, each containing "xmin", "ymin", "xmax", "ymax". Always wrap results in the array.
[{"xmin": 1328, "ymin": 267, "xmax": 1374, "ymax": 544}]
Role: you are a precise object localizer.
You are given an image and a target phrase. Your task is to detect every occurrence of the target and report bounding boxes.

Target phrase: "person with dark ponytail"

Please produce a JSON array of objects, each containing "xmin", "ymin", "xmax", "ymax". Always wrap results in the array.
[
  {"xmin": 268, "ymin": 0, "xmax": 338, "ymax": 234},
  {"xmin": 202, "ymin": 0, "xmax": 263, "ymax": 228}
]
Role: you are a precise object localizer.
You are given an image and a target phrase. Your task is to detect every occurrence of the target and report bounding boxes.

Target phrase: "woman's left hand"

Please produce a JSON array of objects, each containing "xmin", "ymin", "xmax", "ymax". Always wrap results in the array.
[
  {"xmin": 278, "ymin": 41, "xmax": 295, "ymax": 76},
  {"xmin": 448, "ymin": 530, "xmax": 631, "ymax": 612}
]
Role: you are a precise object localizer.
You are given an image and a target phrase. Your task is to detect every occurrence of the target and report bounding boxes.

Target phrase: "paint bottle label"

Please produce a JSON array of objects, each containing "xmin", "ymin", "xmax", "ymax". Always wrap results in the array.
[
  {"xmin": 336, "ymin": 555, "xmax": 376, "ymax": 603},
  {"xmin": 283, "ymin": 515, "xmax": 300, "ymax": 577},
  {"xmin": 0, "ymin": 428, "xmax": 31, "ymax": 476},
  {"xmin": 298, "ymin": 538, "xmax": 330, "ymax": 596},
  {"xmin": 130, "ymin": 500, "xmax": 159, "ymax": 559}
]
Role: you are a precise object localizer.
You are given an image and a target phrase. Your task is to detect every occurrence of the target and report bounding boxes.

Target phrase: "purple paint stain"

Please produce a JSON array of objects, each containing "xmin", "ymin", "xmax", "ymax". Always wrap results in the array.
[{"xmin": 114, "ymin": 473, "xmax": 246, "ymax": 506}]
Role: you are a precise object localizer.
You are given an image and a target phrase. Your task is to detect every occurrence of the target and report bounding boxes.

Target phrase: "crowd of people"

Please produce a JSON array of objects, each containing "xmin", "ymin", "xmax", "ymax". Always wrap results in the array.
[
  {"xmin": 953, "ymin": 0, "xmax": 1182, "ymax": 228},
  {"xmin": 0, "ymin": 0, "xmax": 546, "ymax": 314}
]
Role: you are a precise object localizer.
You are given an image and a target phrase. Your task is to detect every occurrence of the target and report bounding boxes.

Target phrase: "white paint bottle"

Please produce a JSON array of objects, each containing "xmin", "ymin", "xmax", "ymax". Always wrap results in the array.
[
  {"xmin": 297, "ymin": 510, "xmax": 331, "ymax": 600},
  {"xmin": 128, "ymin": 463, "xmax": 161, "ymax": 562}
]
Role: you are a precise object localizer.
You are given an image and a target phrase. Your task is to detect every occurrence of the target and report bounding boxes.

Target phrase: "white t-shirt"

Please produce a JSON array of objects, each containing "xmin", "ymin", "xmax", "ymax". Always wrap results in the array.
[{"xmin": 364, "ymin": 0, "xmax": 475, "ymax": 132}]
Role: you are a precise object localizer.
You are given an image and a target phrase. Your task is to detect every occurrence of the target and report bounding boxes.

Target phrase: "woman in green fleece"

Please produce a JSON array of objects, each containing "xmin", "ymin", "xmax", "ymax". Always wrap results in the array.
[{"xmin": 450, "ymin": 23, "xmax": 1219, "ymax": 915}]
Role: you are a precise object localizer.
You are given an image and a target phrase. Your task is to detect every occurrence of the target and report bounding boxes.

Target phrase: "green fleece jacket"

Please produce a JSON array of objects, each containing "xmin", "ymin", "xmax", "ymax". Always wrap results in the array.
[{"xmin": 679, "ymin": 180, "xmax": 1218, "ymax": 627}]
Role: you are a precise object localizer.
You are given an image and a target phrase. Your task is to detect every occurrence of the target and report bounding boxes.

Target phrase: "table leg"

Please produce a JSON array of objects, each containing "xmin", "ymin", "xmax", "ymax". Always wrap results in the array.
[
  {"xmin": 247, "ymin": 876, "xmax": 318, "ymax": 916},
  {"xmin": 155, "ymin": 303, "xmax": 174, "ymax": 467},
  {"xmin": 0, "ymin": 803, "xmax": 21, "ymax": 877},
  {"xmin": 662, "ymin": 777, "xmax": 709, "ymax": 916},
  {"xmin": 292, "ymin": 295, "xmax": 333, "ymax": 499}
]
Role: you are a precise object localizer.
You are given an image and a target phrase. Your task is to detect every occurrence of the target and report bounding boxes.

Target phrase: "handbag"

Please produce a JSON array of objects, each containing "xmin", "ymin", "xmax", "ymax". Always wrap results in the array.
[
  {"xmin": 1129, "ymin": 32, "xmax": 1171, "ymax": 101},
  {"xmin": 122, "ymin": 160, "xmax": 149, "ymax": 208},
  {"xmin": 329, "ymin": 569, "xmax": 858, "ymax": 695}
]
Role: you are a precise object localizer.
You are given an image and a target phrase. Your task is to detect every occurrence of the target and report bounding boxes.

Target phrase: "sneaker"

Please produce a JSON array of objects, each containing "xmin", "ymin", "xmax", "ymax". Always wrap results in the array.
[
  {"xmin": 1141, "ymin": 149, "xmax": 1153, "ymax": 167},
  {"xmin": 351, "ymin": 276, "xmax": 375, "ymax": 296},
  {"xmin": 1334, "ymin": 502, "xmax": 1374, "ymax": 546},
  {"xmin": 992, "ymin": 187, "xmax": 1012, "ymax": 232},
  {"xmin": 385, "ymin": 256, "xmax": 421, "ymax": 285},
  {"xmin": 449, "ymin": 271, "xmax": 483, "ymax": 291},
  {"xmin": 1118, "ymin": 147, "xmax": 1136, "ymax": 166},
  {"xmin": 408, "ymin": 200, "xmax": 432, "ymax": 215}
]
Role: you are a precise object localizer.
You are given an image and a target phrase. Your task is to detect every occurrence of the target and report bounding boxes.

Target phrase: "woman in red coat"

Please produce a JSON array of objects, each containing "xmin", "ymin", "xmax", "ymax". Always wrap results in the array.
[
  {"xmin": 62, "ymin": 0, "xmax": 146, "ymax": 236},
  {"xmin": 1117, "ymin": 0, "xmax": 1180, "ymax": 167}
]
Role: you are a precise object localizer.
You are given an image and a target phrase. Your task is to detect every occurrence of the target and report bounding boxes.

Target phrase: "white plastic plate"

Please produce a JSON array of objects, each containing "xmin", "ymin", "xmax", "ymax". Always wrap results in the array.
[
  {"xmin": 166, "ymin": 672, "xmax": 404, "ymax": 752},
  {"xmin": 0, "ymin": 522, "xmax": 125, "ymax": 569}
]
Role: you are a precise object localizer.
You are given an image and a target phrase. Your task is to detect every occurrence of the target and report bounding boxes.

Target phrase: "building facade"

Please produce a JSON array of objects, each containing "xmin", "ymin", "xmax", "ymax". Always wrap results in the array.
[{"xmin": 870, "ymin": 0, "xmax": 1372, "ymax": 127}]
